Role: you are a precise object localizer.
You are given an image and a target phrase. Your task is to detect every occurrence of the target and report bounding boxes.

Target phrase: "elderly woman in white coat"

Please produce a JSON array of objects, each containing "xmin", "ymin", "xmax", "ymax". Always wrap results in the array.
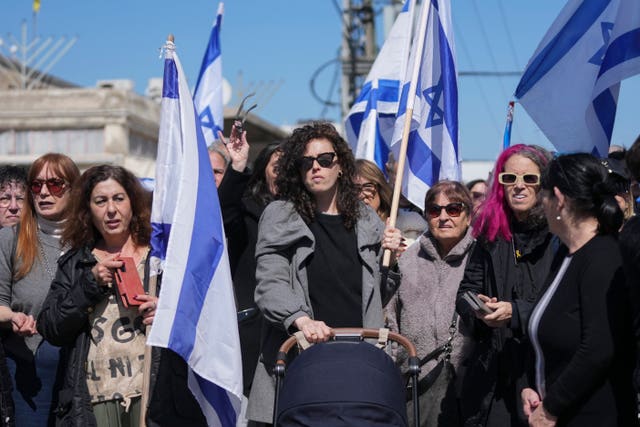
[{"xmin": 386, "ymin": 180, "xmax": 476, "ymax": 427}]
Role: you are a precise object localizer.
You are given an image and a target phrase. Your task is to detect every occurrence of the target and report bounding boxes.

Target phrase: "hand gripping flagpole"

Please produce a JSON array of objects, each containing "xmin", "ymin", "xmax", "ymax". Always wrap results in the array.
[{"xmin": 383, "ymin": 1, "xmax": 430, "ymax": 267}]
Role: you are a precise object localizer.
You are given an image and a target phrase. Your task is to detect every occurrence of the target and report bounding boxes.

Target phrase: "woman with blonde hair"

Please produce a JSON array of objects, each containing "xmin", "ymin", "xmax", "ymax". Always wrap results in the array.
[{"xmin": 0, "ymin": 153, "xmax": 80, "ymax": 426}]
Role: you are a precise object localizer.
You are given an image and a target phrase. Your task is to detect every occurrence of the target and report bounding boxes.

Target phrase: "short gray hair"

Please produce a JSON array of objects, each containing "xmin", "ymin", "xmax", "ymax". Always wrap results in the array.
[{"xmin": 208, "ymin": 141, "xmax": 230, "ymax": 168}]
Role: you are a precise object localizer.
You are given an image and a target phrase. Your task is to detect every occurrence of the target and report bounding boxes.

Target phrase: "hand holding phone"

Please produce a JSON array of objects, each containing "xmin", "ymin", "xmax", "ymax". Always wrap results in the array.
[
  {"xmin": 462, "ymin": 291, "xmax": 494, "ymax": 315},
  {"xmin": 114, "ymin": 257, "xmax": 145, "ymax": 308}
]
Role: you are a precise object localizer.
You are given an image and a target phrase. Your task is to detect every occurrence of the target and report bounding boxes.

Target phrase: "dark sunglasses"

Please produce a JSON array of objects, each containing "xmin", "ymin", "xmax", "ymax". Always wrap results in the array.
[
  {"xmin": 498, "ymin": 172, "xmax": 540, "ymax": 186},
  {"xmin": 426, "ymin": 202, "xmax": 466, "ymax": 218},
  {"xmin": 30, "ymin": 178, "xmax": 67, "ymax": 197},
  {"xmin": 299, "ymin": 152, "xmax": 336, "ymax": 172}
]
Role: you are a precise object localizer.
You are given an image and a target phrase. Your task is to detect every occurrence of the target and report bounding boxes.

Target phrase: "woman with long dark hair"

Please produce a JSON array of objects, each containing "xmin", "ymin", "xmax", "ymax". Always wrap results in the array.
[
  {"xmin": 456, "ymin": 144, "xmax": 555, "ymax": 426},
  {"xmin": 37, "ymin": 165, "xmax": 205, "ymax": 427},
  {"xmin": 246, "ymin": 122, "xmax": 401, "ymax": 424},
  {"xmin": 0, "ymin": 153, "xmax": 80, "ymax": 426}
]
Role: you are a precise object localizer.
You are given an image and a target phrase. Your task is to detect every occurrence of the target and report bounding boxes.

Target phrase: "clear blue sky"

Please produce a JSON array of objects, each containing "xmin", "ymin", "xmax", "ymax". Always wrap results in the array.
[{"xmin": 2, "ymin": 0, "xmax": 639, "ymax": 160}]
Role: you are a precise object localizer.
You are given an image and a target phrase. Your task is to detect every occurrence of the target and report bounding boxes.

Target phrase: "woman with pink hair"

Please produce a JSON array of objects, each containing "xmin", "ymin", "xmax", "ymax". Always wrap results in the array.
[{"xmin": 455, "ymin": 144, "xmax": 556, "ymax": 427}]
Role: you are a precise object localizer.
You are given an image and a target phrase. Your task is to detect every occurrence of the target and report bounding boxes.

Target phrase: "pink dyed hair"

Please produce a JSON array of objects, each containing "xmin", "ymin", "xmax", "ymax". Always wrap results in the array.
[{"xmin": 472, "ymin": 144, "xmax": 550, "ymax": 242}]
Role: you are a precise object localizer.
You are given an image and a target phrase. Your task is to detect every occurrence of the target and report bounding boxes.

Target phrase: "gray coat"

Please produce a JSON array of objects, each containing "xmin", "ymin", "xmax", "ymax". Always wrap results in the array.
[
  {"xmin": 247, "ymin": 200, "xmax": 394, "ymax": 423},
  {"xmin": 385, "ymin": 228, "xmax": 475, "ymax": 427},
  {"xmin": 386, "ymin": 227, "xmax": 475, "ymax": 376}
]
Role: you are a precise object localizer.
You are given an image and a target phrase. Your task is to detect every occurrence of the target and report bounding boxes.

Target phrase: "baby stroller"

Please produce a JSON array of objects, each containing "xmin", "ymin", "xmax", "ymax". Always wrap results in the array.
[{"xmin": 273, "ymin": 328, "xmax": 420, "ymax": 427}]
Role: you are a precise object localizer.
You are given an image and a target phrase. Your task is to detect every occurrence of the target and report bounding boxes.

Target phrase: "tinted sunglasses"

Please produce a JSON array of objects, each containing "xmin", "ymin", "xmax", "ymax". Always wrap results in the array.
[
  {"xmin": 30, "ymin": 178, "xmax": 67, "ymax": 197},
  {"xmin": 299, "ymin": 152, "xmax": 336, "ymax": 172},
  {"xmin": 426, "ymin": 202, "xmax": 466, "ymax": 218},
  {"xmin": 356, "ymin": 182, "xmax": 378, "ymax": 199},
  {"xmin": 498, "ymin": 172, "xmax": 540, "ymax": 186}
]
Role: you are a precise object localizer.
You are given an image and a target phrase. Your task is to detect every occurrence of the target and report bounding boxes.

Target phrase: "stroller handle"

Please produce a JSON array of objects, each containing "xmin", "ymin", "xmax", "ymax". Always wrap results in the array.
[{"xmin": 275, "ymin": 328, "xmax": 417, "ymax": 367}]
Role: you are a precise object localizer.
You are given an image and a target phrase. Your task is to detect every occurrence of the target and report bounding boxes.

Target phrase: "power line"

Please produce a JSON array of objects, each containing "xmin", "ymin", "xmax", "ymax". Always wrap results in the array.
[
  {"xmin": 454, "ymin": 19, "xmax": 502, "ymax": 139},
  {"xmin": 470, "ymin": 0, "xmax": 510, "ymax": 102}
]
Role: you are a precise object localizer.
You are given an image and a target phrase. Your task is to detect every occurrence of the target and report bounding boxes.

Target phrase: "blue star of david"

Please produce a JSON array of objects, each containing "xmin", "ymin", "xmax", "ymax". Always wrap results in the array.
[
  {"xmin": 422, "ymin": 77, "xmax": 444, "ymax": 128},
  {"xmin": 199, "ymin": 106, "xmax": 219, "ymax": 131},
  {"xmin": 588, "ymin": 22, "xmax": 614, "ymax": 66}
]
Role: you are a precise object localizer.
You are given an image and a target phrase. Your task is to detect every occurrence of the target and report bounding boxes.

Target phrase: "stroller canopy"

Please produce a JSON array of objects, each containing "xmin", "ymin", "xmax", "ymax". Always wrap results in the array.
[{"xmin": 276, "ymin": 340, "xmax": 408, "ymax": 427}]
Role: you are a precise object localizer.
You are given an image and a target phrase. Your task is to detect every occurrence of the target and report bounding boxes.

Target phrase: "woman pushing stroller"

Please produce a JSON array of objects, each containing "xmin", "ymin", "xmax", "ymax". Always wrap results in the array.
[{"xmin": 246, "ymin": 122, "xmax": 403, "ymax": 425}]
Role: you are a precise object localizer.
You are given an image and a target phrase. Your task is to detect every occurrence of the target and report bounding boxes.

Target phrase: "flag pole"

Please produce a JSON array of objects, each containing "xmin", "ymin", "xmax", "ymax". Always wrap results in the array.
[
  {"xmin": 502, "ymin": 100, "xmax": 514, "ymax": 150},
  {"xmin": 383, "ymin": 1, "xmax": 430, "ymax": 267},
  {"xmin": 139, "ymin": 36, "xmax": 174, "ymax": 427}
]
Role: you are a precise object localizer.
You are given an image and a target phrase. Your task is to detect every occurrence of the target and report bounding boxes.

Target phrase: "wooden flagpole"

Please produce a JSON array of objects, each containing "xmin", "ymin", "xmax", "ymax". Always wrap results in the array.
[{"xmin": 383, "ymin": 0, "xmax": 431, "ymax": 267}]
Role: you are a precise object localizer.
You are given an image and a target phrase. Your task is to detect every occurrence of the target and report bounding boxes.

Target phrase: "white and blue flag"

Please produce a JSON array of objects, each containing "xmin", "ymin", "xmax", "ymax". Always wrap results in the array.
[
  {"xmin": 515, "ymin": 0, "xmax": 640, "ymax": 156},
  {"xmin": 148, "ymin": 39, "xmax": 242, "ymax": 427},
  {"xmin": 344, "ymin": 0, "xmax": 415, "ymax": 173},
  {"xmin": 390, "ymin": 0, "xmax": 460, "ymax": 208},
  {"xmin": 194, "ymin": 2, "xmax": 224, "ymax": 146}
]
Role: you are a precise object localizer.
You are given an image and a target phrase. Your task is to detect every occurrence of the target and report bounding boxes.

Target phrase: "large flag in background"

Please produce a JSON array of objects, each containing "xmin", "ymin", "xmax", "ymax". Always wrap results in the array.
[
  {"xmin": 515, "ymin": 0, "xmax": 640, "ymax": 156},
  {"xmin": 148, "ymin": 38, "xmax": 242, "ymax": 427},
  {"xmin": 194, "ymin": 3, "xmax": 224, "ymax": 146},
  {"xmin": 344, "ymin": 0, "xmax": 415, "ymax": 173},
  {"xmin": 390, "ymin": 0, "xmax": 460, "ymax": 208}
]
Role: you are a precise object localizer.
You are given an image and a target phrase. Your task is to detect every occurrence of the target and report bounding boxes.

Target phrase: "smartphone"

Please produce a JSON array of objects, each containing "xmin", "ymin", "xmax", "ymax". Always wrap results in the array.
[
  {"xmin": 114, "ymin": 257, "xmax": 145, "ymax": 308},
  {"xmin": 462, "ymin": 291, "xmax": 494, "ymax": 315}
]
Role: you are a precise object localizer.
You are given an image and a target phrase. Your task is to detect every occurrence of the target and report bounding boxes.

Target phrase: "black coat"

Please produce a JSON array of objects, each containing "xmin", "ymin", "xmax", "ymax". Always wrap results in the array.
[
  {"xmin": 456, "ymin": 223, "xmax": 556, "ymax": 427},
  {"xmin": 0, "ymin": 337, "xmax": 14, "ymax": 427},
  {"xmin": 218, "ymin": 168, "xmax": 268, "ymax": 396},
  {"xmin": 619, "ymin": 216, "xmax": 640, "ymax": 390},
  {"xmin": 36, "ymin": 246, "xmax": 206, "ymax": 427}
]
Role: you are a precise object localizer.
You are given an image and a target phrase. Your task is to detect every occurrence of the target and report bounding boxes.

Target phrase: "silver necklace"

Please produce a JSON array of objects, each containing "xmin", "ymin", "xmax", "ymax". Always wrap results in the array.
[{"xmin": 38, "ymin": 239, "xmax": 56, "ymax": 280}]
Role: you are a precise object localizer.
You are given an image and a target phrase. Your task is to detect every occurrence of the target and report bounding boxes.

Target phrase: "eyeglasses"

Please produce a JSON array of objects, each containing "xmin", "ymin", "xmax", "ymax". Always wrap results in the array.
[
  {"xmin": 426, "ymin": 202, "xmax": 466, "ymax": 218},
  {"xmin": 0, "ymin": 194, "xmax": 25, "ymax": 208},
  {"xmin": 299, "ymin": 152, "xmax": 336, "ymax": 172},
  {"xmin": 356, "ymin": 182, "xmax": 378, "ymax": 199},
  {"xmin": 30, "ymin": 178, "xmax": 67, "ymax": 197},
  {"xmin": 498, "ymin": 172, "xmax": 540, "ymax": 186}
]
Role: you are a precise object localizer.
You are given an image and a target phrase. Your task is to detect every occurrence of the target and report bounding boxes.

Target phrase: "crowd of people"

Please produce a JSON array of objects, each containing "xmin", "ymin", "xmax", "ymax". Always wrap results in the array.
[{"xmin": 0, "ymin": 122, "xmax": 639, "ymax": 427}]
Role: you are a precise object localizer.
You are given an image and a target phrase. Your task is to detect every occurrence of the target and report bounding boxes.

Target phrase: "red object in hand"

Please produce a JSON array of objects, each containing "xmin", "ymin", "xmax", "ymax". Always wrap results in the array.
[{"xmin": 114, "ymin": 257, "xmax": 145, "ymax": 307}]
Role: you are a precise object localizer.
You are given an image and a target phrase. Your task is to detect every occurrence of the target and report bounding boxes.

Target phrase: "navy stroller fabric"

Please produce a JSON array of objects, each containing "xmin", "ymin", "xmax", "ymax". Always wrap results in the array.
[{"xmin": 276, "ymin": 340, "xmax": 408, "ymax": 426}]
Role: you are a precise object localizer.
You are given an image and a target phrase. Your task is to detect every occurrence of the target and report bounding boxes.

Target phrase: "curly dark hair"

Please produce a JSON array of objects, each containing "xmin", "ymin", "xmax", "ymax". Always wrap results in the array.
[
  {"xmin": 0, "ymin": 165, "xmax": 27, "ymax": 189},
  {"xmin": 276, "ymin": 122, "xmax": 360, "ymax": 228},
  {"xmin": 62, "ymin": 165, "xmax": 152, "ymax": 249}
]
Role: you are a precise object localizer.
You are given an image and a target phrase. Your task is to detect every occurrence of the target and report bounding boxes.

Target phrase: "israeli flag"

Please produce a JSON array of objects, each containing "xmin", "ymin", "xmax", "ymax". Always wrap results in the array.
[
  {"xmin": 148, "ymin": 39, "xmax": 242, "ymax": 427},
  {"xmin": 390, "ymin": 0, "xmax": 460, "ymax": 208},
  {"xmin": 515, "ymin": 0, "xmax": 640, "ymax": 156},
  {"xmin": 344, "ymin": 0, "xmax": 415, "ymax": 173},
  {"xmin": 194, "ymin": 2, "xmax": 224, "ymax": 146}
]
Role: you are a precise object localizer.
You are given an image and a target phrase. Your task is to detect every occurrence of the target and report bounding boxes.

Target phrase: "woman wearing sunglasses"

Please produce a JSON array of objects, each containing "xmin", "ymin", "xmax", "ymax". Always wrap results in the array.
[
  {"xmin": 385, "ymin": 180, "xmax": 475, "ymax": 426},
  {"xmin": 355, "ymin": 159, "xmax": 427, "ymax": 249},
  {"xmin": 0, "ymin": 153, "xmax": 80, "ymax": 426},
  {"xmin": 456, "ymin": 144, "xmax": 556, "ymax": 427},
  {"xmin": 246, "ymin": 122, "xmax": 402, "ymax": 425}
]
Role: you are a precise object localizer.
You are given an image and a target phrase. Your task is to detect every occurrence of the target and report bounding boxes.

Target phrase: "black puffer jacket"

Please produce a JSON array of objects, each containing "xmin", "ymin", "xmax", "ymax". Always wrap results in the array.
[{"xmin": 37, "ymin": 246, "xmax": 205, "ymax": 427}]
